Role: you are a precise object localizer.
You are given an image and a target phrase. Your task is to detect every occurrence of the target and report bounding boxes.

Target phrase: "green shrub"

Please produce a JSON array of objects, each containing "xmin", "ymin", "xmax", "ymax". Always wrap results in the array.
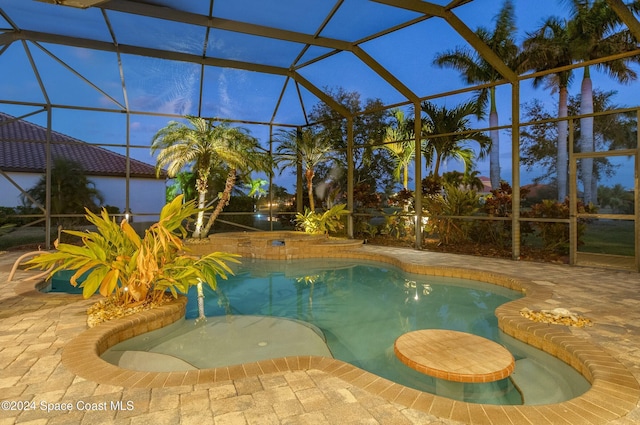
[
  {"xmin": 387, "ymin": 188, "xmax": 414, "ymax": 210},
  {"xmin": 423, "ymin": 183, "xmax": 480, "ymax": 245},
  {"xmin": 472, "ymin": 182, "xmax": 532, "ymax": 249},
  {"xmin": 0, "ymin": 206, "xmax": 15, "ymax": 226},
  {"xmin": 295, "ymin": 204, "xmax": 350, "ymax": 235},
  {"xmin": 380, "ymin": 210, "xmax": 414, "ymax": 240},
  {"xmin": 525, "ymin": 199, "xmax": 596, "ymax": 254}
]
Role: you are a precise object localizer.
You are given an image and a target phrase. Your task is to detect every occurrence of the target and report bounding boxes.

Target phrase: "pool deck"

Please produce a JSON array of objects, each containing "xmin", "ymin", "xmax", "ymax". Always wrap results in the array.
[{"xmin": 1, "ymin": 245, "xmax": 640, "ymax": 425}]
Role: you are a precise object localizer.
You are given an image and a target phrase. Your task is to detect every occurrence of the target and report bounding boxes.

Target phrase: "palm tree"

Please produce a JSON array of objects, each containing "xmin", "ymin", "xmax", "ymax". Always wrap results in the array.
[
  {"xmin": 273, "ymin": 128, "xmax": 335, "ymax": 212},
  {"xmin": 442, "ymin": 170, "xmax": 485, "ymax": 192},
  {"xmin": 598, "ymin": 183, "xmax": 633, "ymax": 213},
  {"xmin": 433, "ymin": 0, "xmax": 520, "ymax": 189},
  {"xmin": 564, "ymin": 0, "xmax": 640, "ymax": 204},
  {"xmin": 420, "ymin": 101, "xmax": 491, "ymax": 179},
  {"xmin": 377, "ymin": 108, "xmax": 415, "ymax": 190},
  {"xmin": 523, "ymin": 17, "xmax": 575, "ymax": 202},
  {"xmin": 246, "ymin": 177, "xmax": 268, "ymax": 198},
  {"xmin": 151, "ymin": 116, "xmax": 266, "ymax": 238},
  {"xmin": 166, "ymin": 171, "xmax": 197, "ymax": 203},
  {"xmin": 24, "ymin": 157, "xmax": 104, "ymax": 225}
]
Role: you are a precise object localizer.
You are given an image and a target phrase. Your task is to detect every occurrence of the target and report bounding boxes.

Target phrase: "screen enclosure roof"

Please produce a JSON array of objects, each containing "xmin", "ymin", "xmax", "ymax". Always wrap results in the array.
[{"xmin": 0, "ymin": 0, "xmax": 580, "ymax": 127}]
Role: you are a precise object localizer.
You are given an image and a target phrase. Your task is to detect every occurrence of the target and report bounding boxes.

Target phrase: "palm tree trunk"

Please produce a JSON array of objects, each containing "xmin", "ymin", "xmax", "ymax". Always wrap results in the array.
[
  {"xmin": 196, "ymin": 280, "xmax": 206, "ymax": 322},
  {"xmin": 306, "ymin": 168, "xmax": 315, "ymax": 211},
  {"xmin": 202, "ymin": 169, "xmax": 236, "ymax": 236},
  {"xmin": 433, "ymin": 152, "xmax": 442, "ymax": 179},
  {"xmin": 557, "ymin": 86, "xmax": 569, "ymax": 202},
  {"xmin": 192, "ymin": 187, "xmax": 207, "ymax": 239},
  {"xmin": 403, "ymin": 166, "xmax": 408, "ymax": 190},
  {"xmin": 489, "ymin": 87, "xmax": 501, "ymax": 189},
  {"xmin": 580, "ymin": 66, "xmax": 594, "ymax": 204},
  {"xmin": 192, "ymin": 168, "xmax": 210, "ymax": 239}
]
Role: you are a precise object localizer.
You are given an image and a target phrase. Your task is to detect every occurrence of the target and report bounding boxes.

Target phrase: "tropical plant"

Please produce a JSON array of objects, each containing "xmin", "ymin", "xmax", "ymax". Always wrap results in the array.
[
  {"xmin": 423, "ymin": 183, "xmax": 480, "ymax": 245},
  {"xmin": 166, "ymin": 171, "xmax": 197, "ymax": 203},
  {"xmin": 23, "ymin": 157, "xmax": 104, "ymax": 225},
  {"xmin": 523, "ymin": 16, "xmax": 575, "ymax": 201},
  {"xmin": 442, "ymin": 170, "xmax": 485, "ymax": 192},
  {"xmin": 377, "ymin": 108, "xmax": 415, "ymax": 190},
  {"xmin": 151, "ymin": 115, "xmax": 268, "ymax": 238},
  {"xmin": 351, "ymin": 182, "xmax": 383, "ymax": 237},
  {"xmin": 388, "ymin": 188, "xmax": 414, "ymax": 210},
  {"xmin": 420, "ymin": 100, "xmax": 491, "ymax": 178},
  {"xmin": 245, "ymin": 177, "xmax": 268, "ymax": 199},
  {"xmin": 563, "ymin": 0, "xmax": 640, "ymax": 204},
  {"xmin": 473, "ymin": 182, "xmax": 532, "ymax": 248},
  {"xmin": 274, "ymin": 128, "xmax": 335, "ymax": 212},
  {"xmin": 381, "ymin": 211, "xmax": 414, "ymax": 240},
  {"xmin": 525, "ymin": 198, "xmax": 597, "ymax": 254},
  {"xmin": 530, "ymin": 199, "xmax": 572, "ymax": 253},
  {"xmin": 598, "ymin": 183, "xmax": 634, "ymax": 213},
  {"xmin": 25, "ymin": 195, "xmax": 239, "ymax": 307},
  {"xmin": 433, "ymin": 0, "xmax": 520, "ymax": 189},
  {"xmin": 353, "ymin": 182, "xmax": 382, "ymax": 210},
  {"xmin": 385, "ymin": 189, "xmax": 415, "ymax": 242},
  {"xmin": 483, "ymin": 181, "xmax": 530, "ymax": 217},
  {"xmin": 295, "ymin": 203, "xmax": 350, "ymax": 235},
  {"xmin": 355, "ymin": 220, "xmax": 379, "ymax": 240},
  {"xmin": 421, "ymin": 175, "xmax": 444, "ymax": 196}
]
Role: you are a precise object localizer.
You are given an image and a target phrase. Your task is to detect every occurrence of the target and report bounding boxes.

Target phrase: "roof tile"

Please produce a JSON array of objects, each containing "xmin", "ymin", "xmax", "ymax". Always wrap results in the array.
[{"xmin": 0, "ymin": 112, "xmax": 164, "ymax": 179}]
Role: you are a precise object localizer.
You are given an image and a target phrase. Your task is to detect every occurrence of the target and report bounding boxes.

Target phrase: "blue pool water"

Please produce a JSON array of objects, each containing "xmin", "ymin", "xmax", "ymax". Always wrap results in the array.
[
  {"xmin": 180, "ymin": 259, "xmax": 588, "ymax": 405},
  {"xmin": 50, "ymin": 259, "xmax": 590, "ymax": 405},
  {"xmin": 47, "ymin": 270, "xmax": 86, "ymax": 294}
]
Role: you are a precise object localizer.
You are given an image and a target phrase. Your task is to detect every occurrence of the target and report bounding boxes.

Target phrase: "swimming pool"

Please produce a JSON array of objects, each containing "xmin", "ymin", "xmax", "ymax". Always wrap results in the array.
[{"xmin": 100, "ymin": 258, "xmax": 589, "ymax": 405}]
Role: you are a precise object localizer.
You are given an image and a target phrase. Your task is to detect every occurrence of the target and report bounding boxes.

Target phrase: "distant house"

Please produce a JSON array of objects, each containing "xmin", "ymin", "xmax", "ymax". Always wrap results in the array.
[
  {"xmin": 0, "ymin": 112, "xmax": 166, "ymax": 221},
  {"xmin": 478, "ymin": 176, "xmax": 492, "ymax": 194}
]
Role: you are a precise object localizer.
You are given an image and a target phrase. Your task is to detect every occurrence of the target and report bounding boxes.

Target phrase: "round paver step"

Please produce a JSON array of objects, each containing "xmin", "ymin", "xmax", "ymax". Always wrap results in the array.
[{"xmin": 394, "ymin": 329, "xmax": 515, "ymax": 383}]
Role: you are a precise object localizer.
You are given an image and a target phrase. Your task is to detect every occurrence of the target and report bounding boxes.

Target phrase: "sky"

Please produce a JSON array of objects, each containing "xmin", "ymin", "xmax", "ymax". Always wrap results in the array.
[{"xmin": 0, "ymin": 0, "xmax": 638, "ymax": 194}]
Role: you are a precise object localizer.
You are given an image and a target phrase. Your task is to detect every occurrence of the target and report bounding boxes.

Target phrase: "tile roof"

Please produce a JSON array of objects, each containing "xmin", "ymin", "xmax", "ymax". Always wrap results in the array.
[{"xmin": 0, "ymin": 112, "xmax": 164, "ymax": 179}]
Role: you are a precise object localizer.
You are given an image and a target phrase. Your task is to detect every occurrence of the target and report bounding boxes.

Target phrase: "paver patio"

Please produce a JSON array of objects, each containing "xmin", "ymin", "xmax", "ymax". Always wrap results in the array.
[{"xmin": 1, "ymin": 245, "xmax": 639, "ymax": 425}]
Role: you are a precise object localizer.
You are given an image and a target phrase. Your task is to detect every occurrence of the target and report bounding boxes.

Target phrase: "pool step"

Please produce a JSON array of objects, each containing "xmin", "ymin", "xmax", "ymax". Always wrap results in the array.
[
  {"xmin": 510, "ymin": 358, "xmax": 564, "ymax": 405},
  {"xmin": 102, "ymin": 350, "xmax": 198, "ymax": 372}
]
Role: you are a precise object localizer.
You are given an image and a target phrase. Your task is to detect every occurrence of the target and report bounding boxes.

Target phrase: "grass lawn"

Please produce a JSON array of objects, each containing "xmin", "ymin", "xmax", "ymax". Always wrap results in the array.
[
  {"xmin": 0, "ymin": 227, "xmax": 50, "ymax": 251},
  {"xmin": 580, "ymin": 220, "xmax": 635, "ymax": 256}
]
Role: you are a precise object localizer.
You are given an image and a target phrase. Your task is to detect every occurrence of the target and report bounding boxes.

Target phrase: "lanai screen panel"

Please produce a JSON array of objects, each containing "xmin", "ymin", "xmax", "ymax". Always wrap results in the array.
[{"xmin": 1, "ymin": 0, "xmax": 639, "ymax": 206}]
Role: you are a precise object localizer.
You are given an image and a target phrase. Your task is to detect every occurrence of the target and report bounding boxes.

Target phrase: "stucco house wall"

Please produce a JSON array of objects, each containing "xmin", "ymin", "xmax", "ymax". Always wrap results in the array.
[
  {"xmin": 1, "ymin": 112, "xmax": 167, "ymax": 223},
  {"xmin": 0, "ymin": 174, "xmax": 166, "ymax": 221},
  {"xmin": 92, "ymin": 176, "xmax": 167, "ymax": 220}
]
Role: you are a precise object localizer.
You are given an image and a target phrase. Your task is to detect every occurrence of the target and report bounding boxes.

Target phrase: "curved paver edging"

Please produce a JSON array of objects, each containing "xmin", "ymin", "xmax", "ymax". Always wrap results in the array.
[{"xmin": 59, "ymin": 249, "xmax": 640, "ymax": 425}]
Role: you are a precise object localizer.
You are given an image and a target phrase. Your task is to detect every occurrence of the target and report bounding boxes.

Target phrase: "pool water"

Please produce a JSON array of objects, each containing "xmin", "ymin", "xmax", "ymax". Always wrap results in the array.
[
  {"xmin": 51, "ymin": 259, "xmax": 590, "ymax": 405},
  {"xmin": 47, "ymin": 269, "xmax": 86, "ymax": 294},
  {"xmin": 122, "ymin": 259, "xmax": 589, "ymax": 405}
]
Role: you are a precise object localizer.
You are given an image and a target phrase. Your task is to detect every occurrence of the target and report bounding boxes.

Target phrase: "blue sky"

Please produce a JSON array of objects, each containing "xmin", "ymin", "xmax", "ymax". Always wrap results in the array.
[{"xmin": 0, "ymin": 0, "xmax": 638, "ymax": 193}]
